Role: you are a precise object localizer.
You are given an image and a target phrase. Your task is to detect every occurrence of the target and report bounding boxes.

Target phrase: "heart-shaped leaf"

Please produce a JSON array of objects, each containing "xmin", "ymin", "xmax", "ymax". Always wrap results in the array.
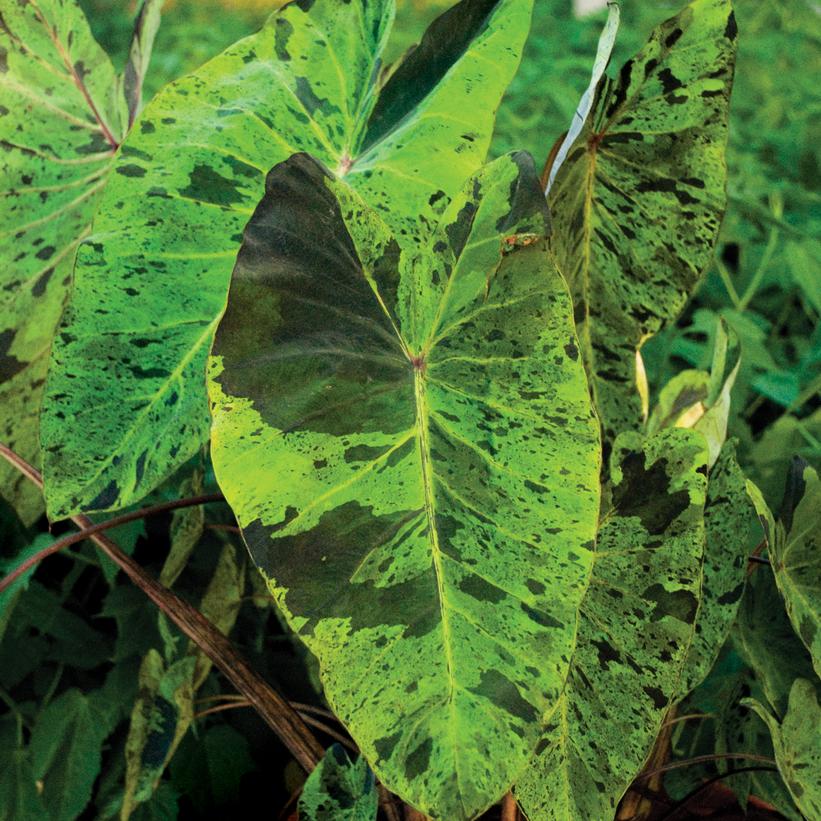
[
  {"xmin": 547, "ymin": 0, "xmax": 737, "ymax": 443},
  {"xmin": 0, "ymin": 0, "xmax": 134, "ymax": 523},
  {"xmin": 208, "ymin": 151, "xmax": 601, "ymax": 819},
  {"xmin": 41, "ymin": 0, "xmax": 534, "ymax": 519},
  {"xmin": 299, "ymin": 745, "xmax": 378, "ymax": 821},
  {"xmin": 515, "ymin": 428, "xmax": 708, "ymax": 821}
]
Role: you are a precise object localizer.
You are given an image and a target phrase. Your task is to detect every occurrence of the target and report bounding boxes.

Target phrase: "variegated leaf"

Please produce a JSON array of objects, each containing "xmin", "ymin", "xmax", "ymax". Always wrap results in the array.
[
  {"xmin": 515, "ymin": 428, "xmax": 708, "ymax": 821},
  {"xmin": 548, "ymin": 0, "xmax": 737, "ymax": 444},
  {"xmin": 299, "ymin": 745, "xmax": 378, "ymax": 821},
  {"xmin": 208, "ymin": 151, "xmax": 601, "ymax": 819},
  {"xmin": 0, "ymin": 0, "xmax": 130, "ymax": 523},
  {"xmin": 745, "ymin": 679, "xmax": 821, "ymax": 821},
  {"xmin": 41, "ymin": 0, "xmax": 534, "ymax": 519}
]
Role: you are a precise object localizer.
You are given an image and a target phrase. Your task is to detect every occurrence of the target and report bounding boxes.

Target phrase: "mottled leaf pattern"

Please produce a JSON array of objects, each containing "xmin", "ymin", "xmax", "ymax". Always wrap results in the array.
[
  {"xmin": 209, "ymin": 152, "xmax": 601, "ymax": 819},
  {"xmin": 548, "ymin": 0, "xmax": 737, "ymax": 444},
  {"xmin": 678, "ymin": 440, "xmax": 758, "ymax": 697},
  {"xmin": 515, "ymin": 428, "xmax": 708, "ymax": 821},
  {"xmin": 769, "ymin": 463, "xmax": 821, "ymax": 678},
  {"xmin": 299, "ymin": 745, "xmax": 378, "ymax": 821},
  {"xmin": 41, "ymin": 0, "xmax": 534, "ymax": 519},
  {"xmin": 746, "ymin": 679, "xmax": 821, "ymax": 821},
  {"xmin": 122, "ymin": 650, "xmax": 196, "ymax": 820},
  {"xmin": 0, "ymin": 0, "xmax": 126, "ymax": 523}
]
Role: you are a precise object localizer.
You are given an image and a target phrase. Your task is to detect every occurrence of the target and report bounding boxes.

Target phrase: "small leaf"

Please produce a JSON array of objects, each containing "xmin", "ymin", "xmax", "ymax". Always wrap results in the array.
[
  {"xmin": 548, "ymin": 0, "xmax": 737, "ymax": 443},
  {"xmin": 515, "ymin": 428, "xmax": 709, "ymax": 821},
  {"xmin": 160, "ymin": 469, "xmax": 205, "ymax": 588},
  {"xmin": 745, "ymin": 679, "xmax": 821, "ymax": 820},
  {"xmin": 122, "ymin": 650, "xmax": 196, "ymax": 820},
  {"xmin": 42, "ymin": 0, "xmax": 535, "ymax": 519},
  {"xmin": 30, "ymin": 689, "xmax": 112, "ymax": 821},
  {"xmin": 0, "ymin": 534, "xmax": 55, "ymax": 643},
  {"xmin": 299, "ymin": 745, "xmax": 378, "ymax": 821},
  {"xmin": 209, "ymin": 151, "xmax": 600, "ymax": 819},
  {"xmin": 769, "ymin": 462, "xmax": 821, "ymax": 678},
  {"xmin": 677, "ymin": 440, "xmax": 759, "ymax": 696}
]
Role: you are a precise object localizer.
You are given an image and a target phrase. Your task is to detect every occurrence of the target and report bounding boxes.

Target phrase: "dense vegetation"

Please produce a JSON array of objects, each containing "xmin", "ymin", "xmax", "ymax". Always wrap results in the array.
[{"xmin": 0, "ymin": 1, "xmax": 818, "ymax": 819}]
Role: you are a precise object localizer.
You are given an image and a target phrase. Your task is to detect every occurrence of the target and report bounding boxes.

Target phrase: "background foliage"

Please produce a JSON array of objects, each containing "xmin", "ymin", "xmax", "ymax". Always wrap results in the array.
[{"xmin": 0, "ymin": 0, "xmax": 818, "ymax": 819}]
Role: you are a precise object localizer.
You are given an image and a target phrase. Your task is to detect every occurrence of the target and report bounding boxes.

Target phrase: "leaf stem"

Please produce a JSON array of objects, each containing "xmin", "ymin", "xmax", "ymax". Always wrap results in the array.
[
  {"xmin": 0, "ymin": 490, "xmax": 225, "ymax": 595},
  {"xmin": 0, "ymin": 443, "xmax": 324, "ymax": 772},
  {"xmin": 634, "ymin": 752, "xmax": 776, "ymax": 782}
]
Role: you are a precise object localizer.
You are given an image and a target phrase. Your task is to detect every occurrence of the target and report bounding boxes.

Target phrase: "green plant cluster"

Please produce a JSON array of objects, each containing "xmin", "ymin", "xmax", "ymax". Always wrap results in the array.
[{"xmin": 0, "ymin": 1, "xmax": 818, "ymax": 820}]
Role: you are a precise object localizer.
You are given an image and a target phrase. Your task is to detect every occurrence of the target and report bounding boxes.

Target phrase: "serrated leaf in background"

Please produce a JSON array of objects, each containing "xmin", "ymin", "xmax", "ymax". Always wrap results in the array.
[{"xmin": 298, "ymin": 745, "xmax": 378, "ymax": 821}]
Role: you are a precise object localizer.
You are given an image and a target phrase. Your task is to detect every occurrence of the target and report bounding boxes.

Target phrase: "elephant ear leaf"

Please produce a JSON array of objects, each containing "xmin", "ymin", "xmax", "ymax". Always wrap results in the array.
[
  {"xmin": 548, "ymin": 0, "xmax": 737, "ymax": 444},
  {"xmin": 299, "ymin": 745, "xmax": 378, "ymax": 821},
  {"xmin": 41, "ymin": 0, "xmax": 535, "ymax": 520},
  {"xmin": 515, "ymin": 428, "xmax": 708, "ymax": 821},
  {"xmin": 769, "ymin": 462, "xmax": 821, "ymax": 678},
  {"xmin": 0, "ymin": 0, "xmax": 129, "ymax": 524},
  {"xmin": 745, "ymin": 679, "xmax": 821, "ymax": 821},
  {"xmin": 208, "ymin": 151, "xmax": 601, "ymax": 819}
]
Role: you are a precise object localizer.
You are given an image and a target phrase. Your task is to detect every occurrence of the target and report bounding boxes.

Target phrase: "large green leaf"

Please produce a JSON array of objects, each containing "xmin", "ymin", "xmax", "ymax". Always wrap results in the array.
[
  {"xmin": 40, "ymin": 0, "xmax": 534, "ymax": 520},
  {"xmin": 208, "ymin": 151, "xmax": 601, "ymax": 819},
  {"xmin": 769, "ymin": 463, "xmax": 821, "ymax": 678},
  {"xmin": 299, "ymin": 745, "xmax": 378, "ymax": 821},
  {"xmin": 514, "ymin": 428, "xmax": 708, "ymax": 821},
  {"xmin": 677, "ymin": 440, "xmax": 757, "ymax": 697},
  {"xmin": 0, "ymin": 0, "xmax": 130, "ymax": 523},
  {"xmin": 746, "ymin": 679, "xmax": 821, "ymax": 821},
  {"xmin": 547, "ymin": 0, "xmax": 737, "ymax": 443}
]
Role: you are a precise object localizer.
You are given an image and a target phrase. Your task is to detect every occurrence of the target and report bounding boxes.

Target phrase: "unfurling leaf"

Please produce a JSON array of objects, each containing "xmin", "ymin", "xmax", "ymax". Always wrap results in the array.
[
  {"xmin": 299, "ymin": 745, "xmax": 378, "ymax": 821},
  {"xmin": 745, "ymin": 679, "xmax": 821, "ymax": 820},
  {"xmin": 208, "ymin": 151, "xmax": 601, "ymax": 819},
  {"xmin": 41, "ymin": 0, "xmax": 535, "ymax": 520},
  {"xmin": 515, "ymin": 428, "xmax": 708, "ymax": 821},
  {"xmin": 548, "ymin": 0, "xmax": 737, "ymax": 443},
  {"xmin": 649, "ymin": 318, "xmax": 741, "ymax": 468}
]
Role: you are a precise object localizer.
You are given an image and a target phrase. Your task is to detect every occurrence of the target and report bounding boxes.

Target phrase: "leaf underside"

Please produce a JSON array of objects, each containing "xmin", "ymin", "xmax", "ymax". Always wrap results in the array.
[
  {"xmin": 549, "ymin": 0, "xmax": 737, "ymax": 444},
  {"xmin": 40, "ymin": 0, "xmax": 534, "ymax": 519},
  {"xmin": 515, "ymin": 428, "xmax": 708, "ymax": 821},
  {"xmin": 208, "ymin": 151, "xmax": 600, "ymax": 820},
  {"xmin": 0, "ymin": 0, "xmax": 125, "ymax": 523}
]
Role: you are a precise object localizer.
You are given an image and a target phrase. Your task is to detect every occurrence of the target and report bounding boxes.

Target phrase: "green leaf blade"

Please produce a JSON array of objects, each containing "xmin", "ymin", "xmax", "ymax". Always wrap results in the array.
[
  {"xmin": 209, "ymin": 152, "xmax": 600, "ymax": 819},
  {"xmin": 299, "ymin": 745, "xmax": 378, "ymax": 821},
  {"xmin": 0, "ymin": 0, "xmax": 123, "ymax": 523},
  {"xmin": 516, "ymin": 428, "xmax": 709, "ymax": 821},
  {"xmin": 41, "ymin": 0, "xmax": 535, "ymax": 519},
  {"xmin": 549, "ymin": 0, "xmax": 737, "ymax": 442}
]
